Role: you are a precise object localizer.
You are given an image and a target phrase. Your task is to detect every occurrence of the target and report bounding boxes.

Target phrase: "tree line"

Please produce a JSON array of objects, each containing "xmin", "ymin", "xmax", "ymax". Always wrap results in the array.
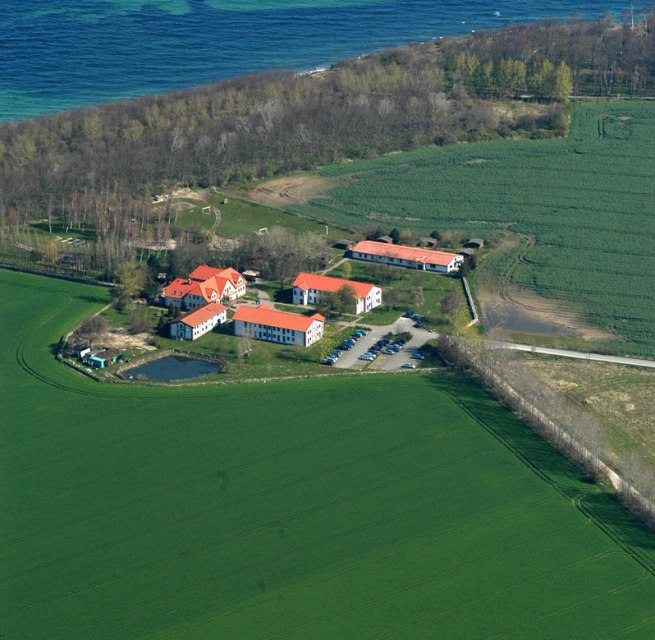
[
  {"xmin": 436, "ymin": 331, "xmax": 655, "ymax": 529},
  {"xmin": 2, "ymin": 11, "xmax": 655, "ymax": 276}
]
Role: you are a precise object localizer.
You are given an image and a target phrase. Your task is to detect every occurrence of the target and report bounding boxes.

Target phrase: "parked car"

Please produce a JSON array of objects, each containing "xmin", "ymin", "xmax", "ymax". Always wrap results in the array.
[
  {"xmin": 401, "ymin": 363, "xmax": 417, "ymax": 369},
  {"xmin": 411, "ymin": 352, "xmax": 425, "ymax": 360}
]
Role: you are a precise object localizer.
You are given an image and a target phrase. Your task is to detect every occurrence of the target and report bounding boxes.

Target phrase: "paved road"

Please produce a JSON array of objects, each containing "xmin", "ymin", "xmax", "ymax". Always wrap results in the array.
[
  {"xmin": 493, "ymin": 342, "xmax": 655, "ymax": 369},
  {"xmin": 333, "ymin": 316, "xmax": 434, "ymax": 371}
]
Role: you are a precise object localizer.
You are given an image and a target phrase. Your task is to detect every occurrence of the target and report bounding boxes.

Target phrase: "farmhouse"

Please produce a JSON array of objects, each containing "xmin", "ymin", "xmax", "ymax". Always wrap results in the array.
[
  {"xmin": 169, "ymin": 302, "xmax": 227, "ymax": 341},
  {"xmin": 350, "ymin": 240, "xmax": 463, "ymax": 273},
  {"xmin": 292, "ymin": 272, "xmax": 382, "ymax": 315},
  {"xmin": 162, "ymin": 265, "xmax": 246, "ymax": 310},
  {"xmin": 233, "ymin": 304, "xmax": 324, "ymax": 347}
]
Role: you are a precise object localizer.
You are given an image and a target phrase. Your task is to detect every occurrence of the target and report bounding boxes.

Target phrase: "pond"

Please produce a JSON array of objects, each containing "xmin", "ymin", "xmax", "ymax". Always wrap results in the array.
[{"xmin": 123, "ymin": 355, "xmax": 220, "ymax": 381}]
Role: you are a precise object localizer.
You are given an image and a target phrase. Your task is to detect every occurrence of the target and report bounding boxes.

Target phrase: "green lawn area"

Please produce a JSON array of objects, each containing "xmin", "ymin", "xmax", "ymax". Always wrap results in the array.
[
  {"xmin": 327, "ymin": 259, "xmax": 465, "ymax": 327},
  {"xmin": 148, "ymin": 319, "xmax": 351, "ymax": 380},
  {"xmin": 168, "ymin": 191, "xmax": 347, "ymax": 241},
  {"xmin": 289, "ymin": 101, "xmax": 655, "ymax": 358},
  {"xmin": 4, "ymin": 269, "xmax": 655, "ymax": 639}
]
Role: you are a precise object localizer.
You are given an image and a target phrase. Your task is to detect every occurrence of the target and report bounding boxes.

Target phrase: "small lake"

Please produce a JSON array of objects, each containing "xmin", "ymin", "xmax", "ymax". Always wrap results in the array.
[{"xmin": 123, "ymin": 356, "xmax": 220, "ymax": 381}]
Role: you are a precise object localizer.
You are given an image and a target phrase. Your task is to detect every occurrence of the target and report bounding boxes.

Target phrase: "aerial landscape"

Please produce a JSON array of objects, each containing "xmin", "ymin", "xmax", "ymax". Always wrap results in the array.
[{"xmin": 3, "ymin": 1, "xmax": 655, "ymax": 638}]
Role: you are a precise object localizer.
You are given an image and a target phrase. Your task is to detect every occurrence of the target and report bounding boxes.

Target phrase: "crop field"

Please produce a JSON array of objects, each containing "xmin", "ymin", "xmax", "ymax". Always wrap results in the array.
[
  {"xmin": 5, "ymin": 269, "xmax": 655, "ymax": 639},
  {"xmin": 292, "ymin": 101, "xmax": 655, "ymax": 357}
]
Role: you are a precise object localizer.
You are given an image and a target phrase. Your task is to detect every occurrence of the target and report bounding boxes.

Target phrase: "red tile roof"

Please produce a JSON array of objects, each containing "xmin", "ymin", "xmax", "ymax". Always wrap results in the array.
[
  {"xmin": 233, "ymin": 304, "xmax": 324, "ymax": 332},
  {"xmin": 293, "ymin": 272, "xmax": 377, "ymax": 299},
  {"xmin": 351, "ymin": 240, "xmax": 461, "ymax": 267},
  {"xmin": 189, "ymin": 265, "xmax": 225, "ymax": 282},
  {"xmin": 162, "ymin": 278, "xmax": 195, "ymax": 300},
  {"xmin": 189, "ymin": 265, "xmax": 244, "ymax": 287},
  {"xmin": 174, "ymin": 302, "xmax": 227, "ymax": 328}
]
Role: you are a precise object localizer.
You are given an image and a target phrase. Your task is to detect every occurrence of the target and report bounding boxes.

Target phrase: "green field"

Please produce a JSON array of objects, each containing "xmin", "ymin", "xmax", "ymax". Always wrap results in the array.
[
  {"xmin": 290, "ymin": 101, "xmax": 655, "ymax": 357},
  {"xmin": 4, "ymin": 269, "xmax": 655, "ymax": 639}
]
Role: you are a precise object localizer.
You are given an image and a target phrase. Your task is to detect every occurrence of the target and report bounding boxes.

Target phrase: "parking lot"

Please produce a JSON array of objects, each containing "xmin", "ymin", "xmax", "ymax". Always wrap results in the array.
[{"xmin": 331, "ymin": 316, "xmax": 434, "ymax": 371}]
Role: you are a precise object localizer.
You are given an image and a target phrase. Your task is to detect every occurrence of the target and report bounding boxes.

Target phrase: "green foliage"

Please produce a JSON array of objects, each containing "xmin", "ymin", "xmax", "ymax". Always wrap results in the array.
[
  {"xmin": 294, "ymin": 101, "xmax": 655, "ymax": 357},
  {"xmin": 4, "ymin": 269, "xmax": 655, "ymax": 638}
]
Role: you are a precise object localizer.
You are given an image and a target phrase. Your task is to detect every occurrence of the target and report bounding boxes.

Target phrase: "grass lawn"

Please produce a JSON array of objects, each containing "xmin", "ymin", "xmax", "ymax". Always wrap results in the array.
[
  {"xmin": 327, "ymin": 259, "xmax": 465, "ymax": 327},
  {"xmin": 148, "ymin": 319, "xmax": 352, "ymax": 380},
  {"xmin": 4, "ymin": 269, "xmax": 655, "ymax": 639},
  {"xmin": 167, "ymin": 191, "xmax": 343, "ymax": 240}
]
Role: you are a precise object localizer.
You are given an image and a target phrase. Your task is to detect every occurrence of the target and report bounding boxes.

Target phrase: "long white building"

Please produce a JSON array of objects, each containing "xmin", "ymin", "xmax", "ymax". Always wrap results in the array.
[
  {"xmin": 233, "ymin": 304, "xmax": 324, "ymax": 347},
  {"xmin": 292, "ymin": 272, "xmax": 382, "ymax": 315},
  {"xmin": 350, "ymin": 240, "xmax": 463, "ymax": 273}
]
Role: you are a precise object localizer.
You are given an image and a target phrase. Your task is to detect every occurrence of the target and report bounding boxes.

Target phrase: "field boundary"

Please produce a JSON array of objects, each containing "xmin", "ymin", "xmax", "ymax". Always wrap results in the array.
[
  {"xmin": 441, "ymin": 338, "xmax": 655, "ymax": 556},
  {"xmin": 441, "ymin": 373, "xmax": 655, "ymax": 577},
  {"xmin": 0, "ymin": 262, "xmax": 115, "ymax": 287}
]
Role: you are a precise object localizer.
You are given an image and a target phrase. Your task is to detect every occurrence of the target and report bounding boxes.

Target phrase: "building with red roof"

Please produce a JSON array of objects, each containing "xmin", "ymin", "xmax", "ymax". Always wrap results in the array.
[
  {"xmin": 162, "ymin": 265, "xmax": 246, "ymax": 310},
  {"xmin": 169, "ymin": 302, "xmax": 227, "ymax": 341},
  {"xmin": 350, "ymin": 240, "xmax": 463, "ymax": 273},
  {"xmin": 292, "ymin": 272, "xmax": 382, "ymax": 315},
  {"xmin": 233, "ymin": 304, "xmax": 324, "ymax": 347}
]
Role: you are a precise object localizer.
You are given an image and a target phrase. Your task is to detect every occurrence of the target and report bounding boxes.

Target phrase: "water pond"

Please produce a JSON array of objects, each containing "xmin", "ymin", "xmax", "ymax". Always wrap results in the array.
[{"xmin": 123, "ymin": 355, "xmax": 220, "ymax": 381}]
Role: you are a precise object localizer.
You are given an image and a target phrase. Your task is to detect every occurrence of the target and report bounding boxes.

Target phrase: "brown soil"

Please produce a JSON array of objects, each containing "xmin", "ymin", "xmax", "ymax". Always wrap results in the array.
[
  {"xmin": 171, "ymin": 187, "xmax": 210, "ymax": 201},
  {"xmin": 476, "ymin": 234, "xmax": 614, "ymax": 341},
  {"xmin": 247, "ymin": 175, "xmax": 334, "ymax": 208}
]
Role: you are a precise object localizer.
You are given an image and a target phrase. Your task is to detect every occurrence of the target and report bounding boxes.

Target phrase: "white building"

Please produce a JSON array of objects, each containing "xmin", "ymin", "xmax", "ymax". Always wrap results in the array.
[
  {"xmin": 169, "ymin": 302, "xmax": 227, "ymax": 341},
  {"xmin": 350, "ymin": 240, "xmax": 463, "ymax": 273},
  {"xmin": 232, "ymin": 304, "xmax": 324, "ymax": 347},
  {"xmin": 162, "ymin": 266, "xmax": 246, "ymax": 310},
  {"xmin": 292, "ymin": 272, "xmax": 382, "ymax": 315}
]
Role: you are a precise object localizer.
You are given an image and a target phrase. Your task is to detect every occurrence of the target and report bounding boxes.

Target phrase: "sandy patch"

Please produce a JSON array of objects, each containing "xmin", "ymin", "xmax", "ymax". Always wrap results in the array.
[
  {"xmin": 98, "ymin": 328, "xmax": 157, "ymax": 352},
  {"xmin": 475, "ymin": 234, "xmax": 615, "ymax": 341},
  {"xmin": 247, "ymin": 175, "xmax": 334, "ymax": 208},
  {"xmin": 171, "ymin": 187, "xmax": 210, "ymax": 201}
]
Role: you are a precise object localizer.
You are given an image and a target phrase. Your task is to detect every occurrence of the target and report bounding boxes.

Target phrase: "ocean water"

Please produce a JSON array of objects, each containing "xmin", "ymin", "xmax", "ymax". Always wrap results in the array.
[{"xmin": 0, "ymin": 0, "xmax": 637, "ymax": 122}]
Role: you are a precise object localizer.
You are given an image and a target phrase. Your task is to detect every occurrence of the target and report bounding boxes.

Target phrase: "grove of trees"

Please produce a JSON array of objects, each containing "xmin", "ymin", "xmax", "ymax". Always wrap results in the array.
[{"xmin": 2, "ymin": 12, "xmax": 655, "ymax": 278}]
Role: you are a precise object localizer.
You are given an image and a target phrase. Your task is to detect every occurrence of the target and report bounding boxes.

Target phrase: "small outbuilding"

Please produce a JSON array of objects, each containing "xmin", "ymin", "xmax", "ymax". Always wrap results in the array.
[
  {"xmin": 243, "ymin": 269, "xmax": 261, "ymax": 282},
  {"xmin": 334, "ymin": 239, "xmax": 354, "ymax": 250},
  {"xmin": 88, "ymin": 349, "xmax": 125, "ymax": 368},
  {"xmin": 376, "ymin": 235, "xmax": 394, "ymax": 244},
  {"xmin": 464, "ymin": 238, "xmax": 484, "ymax": 249}
]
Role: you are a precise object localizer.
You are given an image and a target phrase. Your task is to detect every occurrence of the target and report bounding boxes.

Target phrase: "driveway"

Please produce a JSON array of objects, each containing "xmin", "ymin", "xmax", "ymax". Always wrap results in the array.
[{"xmin": 333, "ymin": 316, "xmax": 434, "ymax": 371}]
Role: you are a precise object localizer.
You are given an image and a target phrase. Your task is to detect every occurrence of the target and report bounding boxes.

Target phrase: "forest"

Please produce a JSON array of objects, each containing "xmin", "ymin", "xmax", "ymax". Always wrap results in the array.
[{"xmin": 1, "ymin": 10, "xmax": 655, "ymax": 276}]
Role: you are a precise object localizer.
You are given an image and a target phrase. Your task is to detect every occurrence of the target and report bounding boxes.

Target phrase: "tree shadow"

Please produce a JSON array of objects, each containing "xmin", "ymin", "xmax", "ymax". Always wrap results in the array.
[
  {"xmin": 426, "ymin": 370, "xmax": 655, "ymax": 558},
  {"xmin": 273, "ymin": 288, "xmax": 292, "ymax": 303}
]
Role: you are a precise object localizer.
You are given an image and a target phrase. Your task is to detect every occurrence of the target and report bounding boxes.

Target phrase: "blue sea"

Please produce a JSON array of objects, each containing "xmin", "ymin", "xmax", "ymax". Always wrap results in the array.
[{"xmin": 0, "ymin": 0, "xmax": 637, "ymax": 122}]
